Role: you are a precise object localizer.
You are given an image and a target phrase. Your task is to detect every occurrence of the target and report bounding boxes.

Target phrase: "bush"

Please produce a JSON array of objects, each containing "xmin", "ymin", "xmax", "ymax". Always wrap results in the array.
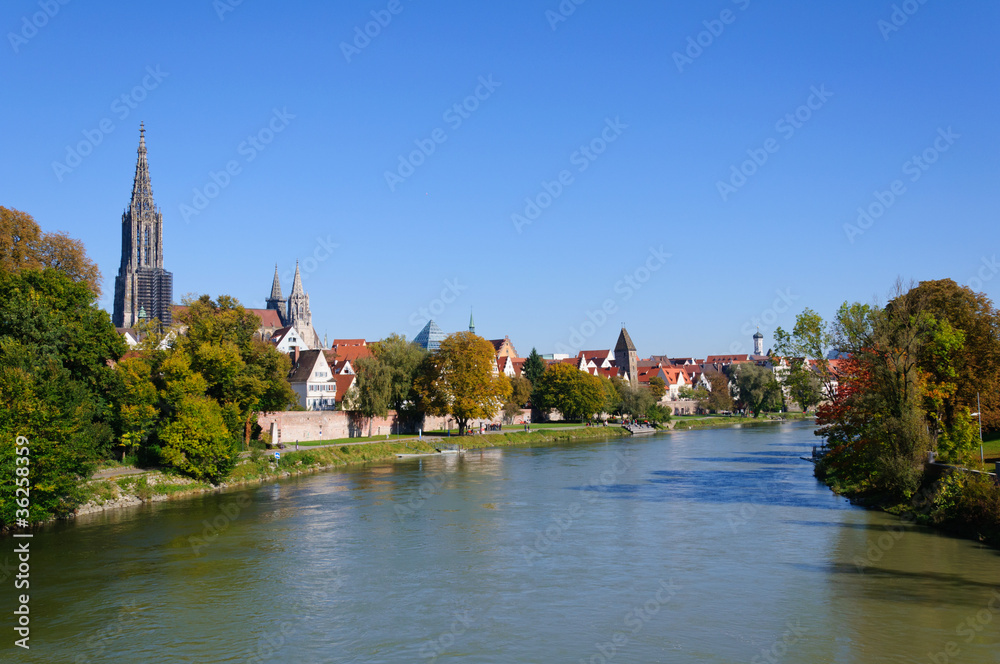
[
  {"xmin": 159, "ymin": 395, "xmax": 238, "ymax": 484},
  {"xmin": 932, "ymin": 471, "xmax": 1000, "ymax": 545}
]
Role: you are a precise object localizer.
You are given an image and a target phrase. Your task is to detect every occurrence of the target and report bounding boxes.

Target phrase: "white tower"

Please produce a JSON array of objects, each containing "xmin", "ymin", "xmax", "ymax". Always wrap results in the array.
[{"xmin": 753, "ymin": 328, "xmax": 764, "ymax": 356}]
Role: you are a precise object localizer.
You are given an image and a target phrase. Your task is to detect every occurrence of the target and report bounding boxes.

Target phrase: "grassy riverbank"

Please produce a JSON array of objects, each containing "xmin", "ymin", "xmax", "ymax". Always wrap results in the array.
[
  {"xmin": 75, "ymin": 417, "xmax": 820, "ymax": 521},
  {"xmin": 817, "ymin": 453, "xmax": 1000, "ymax": 549},
  {"xmin": 75, "ymin": 427, "xmax": 633, "ymax": 517},
  {"xmin": 453, "ymin": 425, "xmax": 631, "ymax": 449},
  {"xmin": 671, "ymin": 412, "xmax": 815, "ymax": 430}
]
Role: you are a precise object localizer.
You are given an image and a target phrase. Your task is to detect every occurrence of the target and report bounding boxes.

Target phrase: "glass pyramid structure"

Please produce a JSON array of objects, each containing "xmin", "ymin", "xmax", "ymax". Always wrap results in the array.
[{"xmin": 414, "ymin": 320, "xmax": 446, "ymax": 351}]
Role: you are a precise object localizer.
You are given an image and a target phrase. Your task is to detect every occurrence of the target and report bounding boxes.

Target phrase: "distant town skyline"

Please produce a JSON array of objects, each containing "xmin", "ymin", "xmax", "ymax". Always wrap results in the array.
[{"xmin": 3, "ymin": 1, "xmax": 997, "ymax": 358}]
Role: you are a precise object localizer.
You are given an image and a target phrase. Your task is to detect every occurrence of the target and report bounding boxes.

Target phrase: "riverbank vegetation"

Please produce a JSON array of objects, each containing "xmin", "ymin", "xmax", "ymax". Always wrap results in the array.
[{"xmin": 787, "ymin": 279, "xmax": 1000, "ymax": 547}]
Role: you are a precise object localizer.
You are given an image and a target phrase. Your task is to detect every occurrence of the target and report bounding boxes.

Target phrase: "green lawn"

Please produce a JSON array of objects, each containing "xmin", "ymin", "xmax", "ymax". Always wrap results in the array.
[{"xmin": 981, "ymin": 437, "xmax": 1000, "ymax": 460}]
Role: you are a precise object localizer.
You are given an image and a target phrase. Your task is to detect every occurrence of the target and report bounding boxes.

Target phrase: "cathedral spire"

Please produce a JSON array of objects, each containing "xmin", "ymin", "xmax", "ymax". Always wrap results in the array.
[
  {"xmin": 131, "ymin": 122, "xmax": 154, "ymax": 207},
  {"xmin": 269, "ymin": 263, "xmax": 283, "ymax": 300},
  {"xmin": 113, "ymin": 123, "xmax": 172, "ymax": 329},
  {"xmin": 290, "ymin": 261, "xmax": 304, "ymax": 295}
]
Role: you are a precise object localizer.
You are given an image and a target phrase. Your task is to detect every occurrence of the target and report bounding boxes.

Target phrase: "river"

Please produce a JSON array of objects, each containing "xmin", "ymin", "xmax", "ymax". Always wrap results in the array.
[{"xmin": 7, "ymin": 422, "xmax": 1000, "ymax": 663}]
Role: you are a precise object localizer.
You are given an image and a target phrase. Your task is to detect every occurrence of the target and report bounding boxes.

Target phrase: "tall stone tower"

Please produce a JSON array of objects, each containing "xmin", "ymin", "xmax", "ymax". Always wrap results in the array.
[
  {"xmin": 266, "ymin": 264, "xmax": 286, "ymax": 323},
  {"xmin": 287, "ymin": 262, "xmax": 319, "ymax": 347},
  {"xmin": 753, "ymin": 328, "xmax": 764, "ymax": 356},
  {"xmin": 614, "ymin": 326, "xmax": 638, "ymax": 386},
  {"xmin": 113, "ymin": 123, "xmax": 173, "ymax": 328}
]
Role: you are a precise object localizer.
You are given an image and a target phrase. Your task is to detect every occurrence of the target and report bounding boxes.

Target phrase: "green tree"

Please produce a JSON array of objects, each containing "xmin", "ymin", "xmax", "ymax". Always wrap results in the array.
[
  {"xmin": 502, "ymin": 376, "xmax": 533, "ymax": 424},
  {"xmin": 785, "ymin": 360, "xmax": 823, "ymax": 412},
  {"xmin": 905, "ymin": 279, "xmax": 1000, "ymax": 432},
  {"xmin": 173, "ymin": 295, "xmax": 296, "ymax": 448},
  {"xmin": 369, "ymin": 333, "xmax": 427, "ymax": 423},
  {"xmin": 600, "ymin": 375, "xmax": 620, "ymax": 417},
  {"xmin": 354, "ymin": 355, "xmax": 392, "ymax": 436},
  {"xmin": 645, "ymin": 403, "xmax": 673, "ymax": 425},
  {"xmin": 159, "ymin": 395, "xmax": 237, "ymax": 484},
  {"xmin": 816, "ymin": 282, "xmax": 940, "ymax": 500},
  {"xmin": 648, "ymin": 376, "xmax": 666, "ymax": 401},
  {"xmin": 414, "ymin": 332, "xmax": 512, "ymax": 436},
  {"xmin": 0, "ymin": 341, "xmax": 107, "ymax": 527},
  {"xmin": 614, "ymin": 379, "xmax": 655, "ymax": 419},
  {"xmin": 731, "ymin": 363, "xmax": 781, "ymax": 417},
  {"xmin": 533, "ymin": 363, "xmax": 605, "ymax": 421},
  {"xmin": 509, "ymin": 375, "xmax": 532, "ymax": 407},
  {"xmin": 523, "ymin": 348, "xmax": 546, "ymax": 386},
  {"xmin": 774, "ymin": 307, "xmax": 838, "ymax": 397},
  {"xmin": 113, "ymin": 356, "xmax": 159, "ymax": 461}
]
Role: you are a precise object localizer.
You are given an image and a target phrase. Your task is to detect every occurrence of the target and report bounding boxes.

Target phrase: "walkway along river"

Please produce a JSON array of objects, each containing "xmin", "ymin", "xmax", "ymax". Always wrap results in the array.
[{"xmin": 5, "ymin": 421, "xmax": 1000, "ymax": 662}]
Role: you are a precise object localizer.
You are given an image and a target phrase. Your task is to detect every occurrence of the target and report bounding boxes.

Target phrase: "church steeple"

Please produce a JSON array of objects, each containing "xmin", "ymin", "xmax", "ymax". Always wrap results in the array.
[
  {"xmin": 266, "ymin": 263, "xmax": 286, "ymax": 323},
  {"xmin": 286, "ymin": 261, "xmax": 317, "ymax": 347},
  {"xmin": 469, "ymin": 308, "xmax": 475, "ymax": 334},
  {"xmin": 131, "ymin": 122, "xmax": 154, "ymax": 210},
  {"xmin": 113, "ymin": 123, "xmax": 172, "ymax": 329},
  {"xmin": 290, "ymin": 261, "xmax": 305, "ymax": 297}
]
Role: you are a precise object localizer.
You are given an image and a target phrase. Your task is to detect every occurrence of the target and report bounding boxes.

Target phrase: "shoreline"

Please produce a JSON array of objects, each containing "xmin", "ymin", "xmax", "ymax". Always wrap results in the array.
[
  {"xmin": 65, "ymin": 426, "xmax": 637, "ymax": 524},
  {"xmin": 29, "ymin": 415, "xmax": 816, "ymax": 530}
]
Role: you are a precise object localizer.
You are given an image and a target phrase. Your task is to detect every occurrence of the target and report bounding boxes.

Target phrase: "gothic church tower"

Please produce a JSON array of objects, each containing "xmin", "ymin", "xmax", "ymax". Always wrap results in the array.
[
  {"xmin": 266, "ymin": 264, "xmax": 287, "ymax": 323},
  {"xmin": 287, "ymin": 262, "xmax": 320, "ymax": 348},
  {"xmin": 113, "ymin": 124, "xmax": 173, "ymax": 328}
]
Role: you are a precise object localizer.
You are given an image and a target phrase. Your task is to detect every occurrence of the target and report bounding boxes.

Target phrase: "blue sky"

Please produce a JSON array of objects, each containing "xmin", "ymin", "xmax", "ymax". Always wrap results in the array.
[{"xmin": 2, "ymin": 0, "xmax": 997, "ymax": 358}]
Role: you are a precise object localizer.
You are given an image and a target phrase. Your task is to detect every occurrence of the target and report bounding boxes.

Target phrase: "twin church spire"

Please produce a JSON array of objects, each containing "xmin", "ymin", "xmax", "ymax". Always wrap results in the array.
[{"xmin": 267, "ymin": 261, "xmax": 319, "ymax": 348}]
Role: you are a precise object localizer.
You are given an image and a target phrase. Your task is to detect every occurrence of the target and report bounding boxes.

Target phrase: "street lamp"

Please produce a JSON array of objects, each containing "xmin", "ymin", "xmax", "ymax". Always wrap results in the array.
[{"xmin": 971, "ymin": 391, "xmax": 984, "ymax": 465}]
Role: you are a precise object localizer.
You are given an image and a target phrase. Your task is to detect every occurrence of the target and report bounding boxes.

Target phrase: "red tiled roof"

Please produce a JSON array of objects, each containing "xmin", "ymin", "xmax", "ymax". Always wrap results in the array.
[
  {"xmin": 246, "ymin": 308, "xmax": 284, "ymax": 329},
  {"xmin": 332, "ymin": 339, "xmax": 366, "ymax": 347},
  {"xmin": 706, "ymin": 354, "xmax": 751, "ymax": 364},
  {"xmin": 333, "ymin": 374, "xmax": 356, "ymax": 403},
  {"xmin": 329, "ymin": 346, "xmax": 372, "ymax": 363}
]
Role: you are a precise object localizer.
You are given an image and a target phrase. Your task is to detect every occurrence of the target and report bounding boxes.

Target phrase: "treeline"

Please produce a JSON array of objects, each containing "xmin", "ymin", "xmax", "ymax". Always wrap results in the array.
[
  {"xmin": 786, "ymin": 279, "xmax": 1000, "ymax": 546},
  {"xmin": 0, "ymin": 207, "xmax": 297, "ymax": 527},
  {"xmin": 351, "ymin": 334, "xmax": 673, "ymax": 437}
]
